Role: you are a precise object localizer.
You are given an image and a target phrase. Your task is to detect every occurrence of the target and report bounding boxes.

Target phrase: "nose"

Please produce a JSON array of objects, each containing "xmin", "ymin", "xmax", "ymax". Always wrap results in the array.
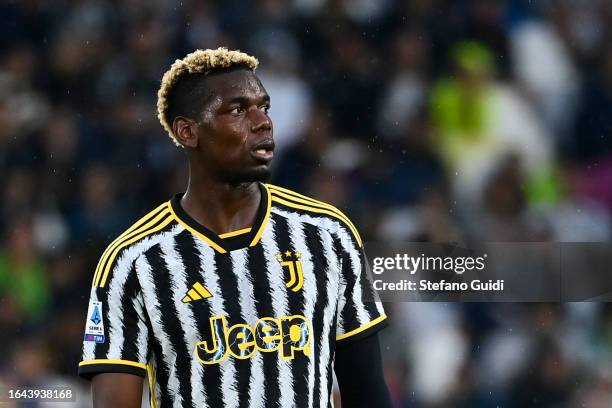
[{"xmin": 250, "ymin": 108, "xmax": 272, "ymax": 133}]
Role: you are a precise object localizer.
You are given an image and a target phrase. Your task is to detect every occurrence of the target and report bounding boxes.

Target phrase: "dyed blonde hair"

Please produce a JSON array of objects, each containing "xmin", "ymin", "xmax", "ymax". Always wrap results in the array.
[{"xmin": 157, "ymin": 47, "xmax": 259, "ymax": 146}]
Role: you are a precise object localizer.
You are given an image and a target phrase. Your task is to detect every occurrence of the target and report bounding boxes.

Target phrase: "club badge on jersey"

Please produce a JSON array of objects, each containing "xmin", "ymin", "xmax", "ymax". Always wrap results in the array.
[
  {"xmin": 83, "ymin": 301, "xmax": 105, "ymax": 343},
  {"xmin": 276, "ymin": 250, "xmax": 304, "ymax": 292}
]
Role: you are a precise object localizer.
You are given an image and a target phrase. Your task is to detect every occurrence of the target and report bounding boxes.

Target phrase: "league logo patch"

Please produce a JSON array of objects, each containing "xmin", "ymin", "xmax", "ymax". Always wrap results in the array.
[{"xmin": 83, "ymin": 301, "xmax": 105, "ymax": 343}]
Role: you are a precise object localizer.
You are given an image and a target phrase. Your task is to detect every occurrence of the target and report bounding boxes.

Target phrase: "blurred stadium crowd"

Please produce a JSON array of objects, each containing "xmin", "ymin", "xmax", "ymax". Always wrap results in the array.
[{"xmin": 1, "ymin": 0, "xmax": 612, "ymax": 406}]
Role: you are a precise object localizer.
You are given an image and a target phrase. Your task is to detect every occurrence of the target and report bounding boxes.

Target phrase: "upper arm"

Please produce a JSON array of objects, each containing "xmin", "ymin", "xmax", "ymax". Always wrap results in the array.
[
  {"xmin": 334, "ymin": 226, "xmax": 387, "ymax": 344},
  {"xmin": 92, "ymin": 373, "xmax": 144, "ymax": 408},
  {"xmin": 79, "ymin": 253, "xmax": 151, "ymax": 380}
]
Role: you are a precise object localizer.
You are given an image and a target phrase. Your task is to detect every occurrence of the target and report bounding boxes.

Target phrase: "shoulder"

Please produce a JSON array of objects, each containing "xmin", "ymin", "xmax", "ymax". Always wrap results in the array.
[
  {"xmin": 91, "ymin": 201, "xmax": 179, "ymax": 288},
  {"xmin": 265, "ymin": 183, "xmax": 362, "ymax": 247}
]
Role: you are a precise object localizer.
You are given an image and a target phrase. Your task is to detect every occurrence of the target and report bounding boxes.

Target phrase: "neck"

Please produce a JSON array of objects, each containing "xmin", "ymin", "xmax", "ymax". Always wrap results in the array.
[{"xmin": 180, "ymin": 164, "xmax": 261, "ymax": 236}]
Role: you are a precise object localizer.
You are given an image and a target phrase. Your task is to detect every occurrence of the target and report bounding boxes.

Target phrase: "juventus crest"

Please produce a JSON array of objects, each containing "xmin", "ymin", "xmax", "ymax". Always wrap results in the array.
[{"xmin": 276, "ymin": 250, "xmax": 304, "ymax": 292}]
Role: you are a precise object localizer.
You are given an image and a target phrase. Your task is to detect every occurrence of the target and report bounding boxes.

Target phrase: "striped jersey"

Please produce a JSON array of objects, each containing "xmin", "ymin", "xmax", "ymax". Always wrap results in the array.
[{"xmin": 78, "ymin": 183, "xmax": 387, "ymax": 408}]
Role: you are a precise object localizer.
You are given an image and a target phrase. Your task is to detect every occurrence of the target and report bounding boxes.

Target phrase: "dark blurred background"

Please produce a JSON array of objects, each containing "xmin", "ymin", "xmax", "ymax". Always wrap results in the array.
[{"xmin": 1, "ymin": 0, "xmax": 612, "ymax": 407}]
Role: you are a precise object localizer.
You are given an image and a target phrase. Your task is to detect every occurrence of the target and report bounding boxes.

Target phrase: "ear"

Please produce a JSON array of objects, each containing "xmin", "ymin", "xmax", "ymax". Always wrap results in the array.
[{"xmin": 172, "ymin": 116, "xmax": 199, "ymax": 148}]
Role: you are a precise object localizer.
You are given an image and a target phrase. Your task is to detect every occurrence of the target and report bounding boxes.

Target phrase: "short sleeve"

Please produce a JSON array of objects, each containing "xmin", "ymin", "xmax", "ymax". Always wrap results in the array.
[
  {"xmin": 335, "ymin": 227, "xmax": 387, "ymax": 345},
  {"xmin": 78, "ymin": 258, "xmax": 150, "ymax": 380}
]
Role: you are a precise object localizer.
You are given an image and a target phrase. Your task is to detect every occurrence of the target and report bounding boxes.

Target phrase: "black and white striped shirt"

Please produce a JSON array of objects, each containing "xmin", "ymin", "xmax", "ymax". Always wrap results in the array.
[{"xmin": 79, "ymin": 183, "xmax": 387, "ymax": 408}]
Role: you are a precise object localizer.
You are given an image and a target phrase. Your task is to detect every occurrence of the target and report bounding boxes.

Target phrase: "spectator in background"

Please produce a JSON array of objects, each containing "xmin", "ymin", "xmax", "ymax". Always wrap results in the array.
[
  {"xmin": 466, "ymin": 0, "xmax": 513, "ymax": 78},
  {"xmin": 571, "ymin": 44, "xmax": 612, "ymax": 162},
  {"xmin": 508, "ymin": 312, "xmax": 573, "ymax": 407},
  {"xmin": 315, "ymin": 27, "xmax": 383, "ymax": 139},
  {"xmin": 568, "ymin": 44, "xmax": 612, "ymax": 214},
  {"xmin": 430, "ymin": 41, "xmax": 554, "ymax": 211},
  {"xmin": 0, "ymin": 44, "xmax": 49, "ymax": 168},
  {"xmin": 69, "ymin": 163, "xmax": 128, "ymax": 243},
  {"xmin": 273, "ymin": 105, "xmax": 334, "ymax": 192},
  {"xmin": 544, "ymin": 160, "xmax": 611, "ymax": 242},
  {"xmin": 469, "ymin": 154, "xmax": 551, "ymax": 241},
  {"xmin": 368, "ymin": 110, "xmax": 453, "ymax": 242},
  {"xmin": 254, "ymin": 30, "xmax": 313, "ymax": 154},
  {"xmin": 393, "ymin": 302, "xmax": 469, "ymax": 406},
  {"xmin": 6, "ymin": 338, "xmax": 92, "ymax": 408},
  {"xmin": 377, "ymin": 28, "xmax": 430, "ymax": 141},
  {"xmin": 510, "ymin": 8, "xmax": 580, "ymax": 141},
  {"xmin": 0, "ymin": 218, "xmax": 50, "ymax": 325}
]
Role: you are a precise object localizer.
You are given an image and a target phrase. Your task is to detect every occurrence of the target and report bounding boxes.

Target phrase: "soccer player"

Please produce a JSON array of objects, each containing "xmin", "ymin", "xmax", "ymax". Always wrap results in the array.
[{"xmin": 78, "ymin": 47, "xmax": 391, "ymax": 408}]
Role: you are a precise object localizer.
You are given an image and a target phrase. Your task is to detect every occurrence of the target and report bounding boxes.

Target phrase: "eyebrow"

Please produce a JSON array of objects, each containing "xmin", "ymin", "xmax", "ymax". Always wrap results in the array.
[{"xmin": 225, "ymin": 94, "xmax": 270, "ymax": 105}]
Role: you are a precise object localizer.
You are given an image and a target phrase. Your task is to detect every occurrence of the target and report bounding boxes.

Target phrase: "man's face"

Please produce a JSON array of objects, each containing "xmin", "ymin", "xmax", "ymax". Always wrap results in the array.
[{"xmin": 192, "ymin": 69, "xmax": 274, "ymax": 184}]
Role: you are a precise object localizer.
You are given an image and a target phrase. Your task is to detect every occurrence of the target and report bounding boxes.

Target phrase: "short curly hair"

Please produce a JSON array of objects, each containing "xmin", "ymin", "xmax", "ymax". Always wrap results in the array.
[{"xmin": 157, "ymin": 47, "xmax": 259, "ymax": 147}]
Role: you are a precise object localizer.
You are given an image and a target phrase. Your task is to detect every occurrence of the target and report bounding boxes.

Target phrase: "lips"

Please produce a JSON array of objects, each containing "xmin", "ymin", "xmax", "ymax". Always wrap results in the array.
[{"xmin": 251, "ymin": 139, "xmax": 275, "ymax": 162}]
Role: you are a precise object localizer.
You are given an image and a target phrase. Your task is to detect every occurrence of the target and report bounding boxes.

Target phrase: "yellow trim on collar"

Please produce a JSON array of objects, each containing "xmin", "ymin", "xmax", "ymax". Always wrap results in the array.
[
  {"xmin": 219, "ymin": 227, "xmax": 252, "ymax": 239},
  {"xmin": 167, "ymin": 201, "xmax": 227, "ymax": 253},
  {"xmin": 249, "ymin": 184, "xmax": 272, "ymax": 247}
]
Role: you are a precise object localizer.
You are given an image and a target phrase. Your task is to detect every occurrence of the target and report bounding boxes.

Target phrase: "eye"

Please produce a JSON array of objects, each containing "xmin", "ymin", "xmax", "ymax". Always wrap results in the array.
[
  {"xmin": 260, "ymin": 104, "xmax": 271, "ymax": 114},
  {"xmin": 230, "ymin": 106, "xmax": 246, "ymax": 115}
]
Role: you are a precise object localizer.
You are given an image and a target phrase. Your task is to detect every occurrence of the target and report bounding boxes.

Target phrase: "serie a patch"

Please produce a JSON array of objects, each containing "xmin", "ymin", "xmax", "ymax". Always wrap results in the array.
[{"xmin": 83, "ymin": 300, "xmax": 105, "ymax": 343}]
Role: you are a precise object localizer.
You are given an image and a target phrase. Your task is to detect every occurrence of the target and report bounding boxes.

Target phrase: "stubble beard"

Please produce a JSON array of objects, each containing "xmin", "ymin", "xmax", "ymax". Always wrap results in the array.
[{"xmin": 220, "ymin": 165, "xmax": 272, "ymax": 186}]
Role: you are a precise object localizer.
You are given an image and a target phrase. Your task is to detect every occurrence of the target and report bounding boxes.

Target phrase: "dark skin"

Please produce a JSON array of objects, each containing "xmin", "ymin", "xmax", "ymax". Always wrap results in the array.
[
  {"xmin": 92, "ymin": 68, "xmax": 390, "ymax": 407},
  {"xmin": 92, "ymin": 373, "xmax": 143, "ymax": 408},
  {"xmin": 174, "ymin": 68, "xmax": 274, "ymax": 235}
]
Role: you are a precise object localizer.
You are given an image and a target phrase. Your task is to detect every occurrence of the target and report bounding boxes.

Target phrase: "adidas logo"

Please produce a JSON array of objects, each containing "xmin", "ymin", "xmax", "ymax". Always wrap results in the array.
[{"xmin": 182, "ymin": 282, "xmax": 212, "ymax": 303}]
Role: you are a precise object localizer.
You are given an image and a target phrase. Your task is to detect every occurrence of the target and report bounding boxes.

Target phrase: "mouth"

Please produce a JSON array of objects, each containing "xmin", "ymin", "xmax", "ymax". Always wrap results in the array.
[{"xmin": 250, "ymin": 139, "xmax": 275, "ymax": 162}]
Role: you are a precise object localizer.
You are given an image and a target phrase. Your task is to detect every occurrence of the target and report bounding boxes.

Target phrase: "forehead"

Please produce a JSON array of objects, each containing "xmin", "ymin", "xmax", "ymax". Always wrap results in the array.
[{"xmin": 205, "ymin": 69, "xmax": 268, "ymax": 102}]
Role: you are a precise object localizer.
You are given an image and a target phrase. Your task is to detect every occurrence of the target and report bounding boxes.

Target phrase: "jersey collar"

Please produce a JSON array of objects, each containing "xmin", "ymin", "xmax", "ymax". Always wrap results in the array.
[{"xmin": 168, "ymin": 182, "xmax": 271, "ymax": 253}]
